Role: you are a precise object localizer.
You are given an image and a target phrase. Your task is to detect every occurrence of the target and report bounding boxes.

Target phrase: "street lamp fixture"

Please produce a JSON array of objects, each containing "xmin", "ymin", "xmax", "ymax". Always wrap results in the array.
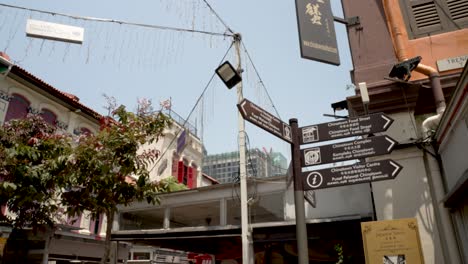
[
  {"xmin": 215, "ymin": 61, "xmax": 242, "ymax": 89},
  {"xmin": 389, "ymin": 56, "xmax": 422, "ymax": 81}
]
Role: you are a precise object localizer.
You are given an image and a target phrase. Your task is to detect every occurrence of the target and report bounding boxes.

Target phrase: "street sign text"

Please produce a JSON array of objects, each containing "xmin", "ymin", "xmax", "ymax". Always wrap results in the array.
[
  {"xmin": 299, "ymin": 113, "xmax": 393, "ymax": 144},
  {"xmin": 237, "ymin": 99, "xmax": 292, "ymax": 143},
  {"xmin": 302, "ymin": 159, "xmax": 402, "ymax": 190}
]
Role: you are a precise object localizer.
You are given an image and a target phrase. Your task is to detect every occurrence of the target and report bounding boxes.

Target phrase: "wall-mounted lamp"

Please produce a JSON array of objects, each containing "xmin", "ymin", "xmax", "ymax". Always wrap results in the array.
[{"xmin": 215, "ymin": 61, "xmax": 242, "ymax": 89}]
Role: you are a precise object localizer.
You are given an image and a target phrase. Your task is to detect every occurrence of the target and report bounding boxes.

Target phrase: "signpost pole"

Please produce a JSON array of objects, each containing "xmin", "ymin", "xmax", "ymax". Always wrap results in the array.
[
  {"xmin": 234, "ymin": 34, "xmax": 253, "ymax": 264},
  {"xmin": 290, "ymin": 118, "xmax": 309, "ymax": 264}
]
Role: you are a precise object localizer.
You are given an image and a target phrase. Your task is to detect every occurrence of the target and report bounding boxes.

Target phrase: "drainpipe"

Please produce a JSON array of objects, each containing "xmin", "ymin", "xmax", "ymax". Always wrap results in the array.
[
  {"xmin": 383, "ymin": 0, "xmax": 446, "ymax": 136},
  {"xmin": 383, "ymin": 1, "xmax": 461, "ymax": 263}
]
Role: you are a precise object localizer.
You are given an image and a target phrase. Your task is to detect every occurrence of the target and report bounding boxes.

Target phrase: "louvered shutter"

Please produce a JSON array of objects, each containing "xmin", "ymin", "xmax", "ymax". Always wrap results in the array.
[
  {"xmin": 401, "ymin": 0, "xmax": 468, "ymax": 38},
  {"xmin": 187, "ymin": 167, "xmax": 194, "ymax": 189},
  {"xmin": 406, "ymin": 0, "xmax": 443, "ymax": 37},
  {"xmin": 177, "ymin": 161, "xmax": 184, "ymax": 183},
  {"xmin": 447, "ymin": 0, "xmax": 468, "ymax": 27}
]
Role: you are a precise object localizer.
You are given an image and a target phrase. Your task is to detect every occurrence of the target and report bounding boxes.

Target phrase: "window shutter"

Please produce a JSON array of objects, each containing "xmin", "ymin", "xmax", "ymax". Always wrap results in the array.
[
  {"xmin": 401, "ymin": 0, "xmax": 468, "ymax": 38},
  {"xmin": 447, "ymin": 0, "xmax": 468, "ymax": 26},
  {"xmin": 4, "ymin": 94, "xmax": 30, "ymax": 122},
  {"xmin": 187, "ymin": 167, "xmax": 195, "ymax": 189},
  {"xmin": 177, "ymin": 161, "xmax": 184, "ymax": 183},
  {"xmin": 40, "ymin": 109, "xmax": 57, "ymax": 126},
  {"xmin": 172, "ymin": 156, "xmax": 179, "ymax": 176},
  {"xmin": 407, "ymin": 0, "xmax": 443, "ymax": 37}
]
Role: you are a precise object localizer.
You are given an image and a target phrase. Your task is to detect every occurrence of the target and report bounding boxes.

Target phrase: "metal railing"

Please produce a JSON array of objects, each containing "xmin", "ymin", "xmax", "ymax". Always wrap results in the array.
[{"xmin": 157, "ymin": 109, "xmax": 199, "ymax": 139}]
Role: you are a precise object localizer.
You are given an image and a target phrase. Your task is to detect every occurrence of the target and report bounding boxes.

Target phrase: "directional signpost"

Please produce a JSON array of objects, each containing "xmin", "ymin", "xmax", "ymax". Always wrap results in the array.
[
  {"xmin": 236, "ymin": 97, "xmax": 402, "ymax": 264},
  {"xmin": 302, "ymin": 159, "xmax": 403, "ymax": 191},
  {"xmin": 237, "ymin": 98, "xmax": 292, "ymax": 143},
  {"xmin": 301, "ymin": 136, "xmax": 397, "ymax": 166},
  {"xmin": 299, "ymin": 113, "xmax": 393, "ymax": 144}
]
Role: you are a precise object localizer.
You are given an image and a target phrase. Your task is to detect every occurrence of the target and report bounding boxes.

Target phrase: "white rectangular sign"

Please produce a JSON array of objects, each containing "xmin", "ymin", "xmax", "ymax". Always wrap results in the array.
[
  {"xmin": 437, "ymin": 54, "xmax": 468, "ymax": 72},
  {"xmin": 26, "ymin": 19, "xmax": 84, "ymax": 44}
]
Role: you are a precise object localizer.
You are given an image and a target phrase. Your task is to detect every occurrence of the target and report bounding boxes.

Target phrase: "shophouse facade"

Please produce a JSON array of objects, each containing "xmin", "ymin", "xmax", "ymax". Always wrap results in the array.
[
  {"xmin": 0, "ymin": 53, "xmax": 207, "ymax": 263},
  {"xmin": 340, "ymin": 0, "xmax": 468, "ymax": 262}
]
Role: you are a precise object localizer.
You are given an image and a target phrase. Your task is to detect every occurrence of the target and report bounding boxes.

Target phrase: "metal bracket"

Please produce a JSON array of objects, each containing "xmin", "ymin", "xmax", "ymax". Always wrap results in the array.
[{"xmin": 333, "ymin": 16, "xmax": 360, "ymax": 26}]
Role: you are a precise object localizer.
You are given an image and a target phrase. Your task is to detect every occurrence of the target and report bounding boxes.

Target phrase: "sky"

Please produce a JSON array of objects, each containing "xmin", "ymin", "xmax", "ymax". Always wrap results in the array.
[{"xmin": 0, "ymin": 0, "xmax": 355, "ymax": 160}]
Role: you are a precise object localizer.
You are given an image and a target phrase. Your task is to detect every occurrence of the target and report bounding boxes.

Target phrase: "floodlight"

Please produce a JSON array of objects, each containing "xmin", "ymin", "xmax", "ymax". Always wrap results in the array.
[
  {"xmin": 389, "ymin": 56, "xmax": 422, "ymax": 81},
  {"xmin": 331, "ymin": 100, "xmax": 348, "ymax": 112},
  {"xmin": 215, "ymin": 61, "xmax": 242, "ymax": 89}
]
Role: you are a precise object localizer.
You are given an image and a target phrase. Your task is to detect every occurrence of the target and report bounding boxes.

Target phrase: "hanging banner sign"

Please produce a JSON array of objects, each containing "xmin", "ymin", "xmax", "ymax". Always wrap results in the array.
[
  {"xmin": 294, "ymin": 0, "xmax": 340, "ymax": 65},
  {"xmin": 26, "ymin": 19, "xmax": 84, "ymax": 44}
]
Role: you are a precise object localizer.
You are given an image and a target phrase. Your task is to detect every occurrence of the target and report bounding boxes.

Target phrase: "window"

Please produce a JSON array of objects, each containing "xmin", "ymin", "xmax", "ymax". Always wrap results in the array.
[
  {"xmin": 400, "ymin": 0, "xmax": 468, "ymax": 38},
  {"xmin": 40, "ymin": 108, "xmax": 57, "ymax": 126},
  {"xmin": 67, "ymin": 214, "xmax": 81, "ymax": 228},
  {"xmin": 4, "ymin": 93, "xmax": 30, "ymax": 122},
  {"xmin": 176, "ymin": 160, "xmax": 197, "ymax": 188},
  {"xmin": 78, "ymin": 127, "xmax": 93, "ymax": 135},
  {"xmin": 89, "ymin": 214, "xmax": 103, "ymax": 235}
]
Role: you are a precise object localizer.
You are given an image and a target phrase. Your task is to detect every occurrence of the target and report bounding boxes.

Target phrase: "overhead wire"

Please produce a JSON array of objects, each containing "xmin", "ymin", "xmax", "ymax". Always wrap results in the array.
[
  {"xmin": 241, "ymin": 40, "xmax": 282, "ymax": 119},
  {"xmin": 0, "ymin": 3, "xmax": 234, "ymax": 38},
  {"xmin": 201, "ymin": 0, "xmax": 234, "ymax": 34},
  {"xmin": 149, "ymin": 40, "xmax": 235, "ymax": 173},
  {"xmin": 2, "ymin": 1, "xmax": 288, "ymax": 190}
]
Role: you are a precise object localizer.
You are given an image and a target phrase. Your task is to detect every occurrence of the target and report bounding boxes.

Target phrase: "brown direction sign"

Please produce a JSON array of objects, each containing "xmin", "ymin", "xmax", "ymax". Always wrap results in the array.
[
  {"xmin": 302, "ymin": 159, "xmax": 403, "ymax": 191},
  {"xmin": 299, "ymin": 113, "xmax": 393, "ymax": 145},
  {"xmin": 301, "ymin": 136, "xmax": 397, "ymax": 167},
  {"xmin": 237, "ymin": 98, "xmax": 292, "ymax": 143}
]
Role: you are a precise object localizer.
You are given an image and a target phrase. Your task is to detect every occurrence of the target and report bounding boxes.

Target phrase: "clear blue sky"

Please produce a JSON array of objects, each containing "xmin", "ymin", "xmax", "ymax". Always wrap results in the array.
[{"xmin": 0, "ymin": 0, "xmax": 354, "ymax": 158}]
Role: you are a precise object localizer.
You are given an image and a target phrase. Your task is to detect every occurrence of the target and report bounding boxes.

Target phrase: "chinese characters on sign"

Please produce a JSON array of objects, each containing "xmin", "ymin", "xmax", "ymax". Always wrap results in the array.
[
  {"xmin": 305, "ymin": 2, "xmax": 322, "ymax": 25},
  {"xmin": 295, "ymin": 0, "xmax": 340, "ymax": 65}
]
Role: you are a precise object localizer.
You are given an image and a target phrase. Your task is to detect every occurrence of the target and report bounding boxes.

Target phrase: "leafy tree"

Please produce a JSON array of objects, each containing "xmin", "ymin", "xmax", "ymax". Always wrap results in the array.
[
  {"xmin": 61, "ymin": 101, "xmax": 171, "ymax": 264},
  {"xmin": 0, "ymin": 114, "xmax": 72, "ymax": 263},
  {"xmin": 0, "ymin": 114, "xmax": 72, "ymax": 229}
]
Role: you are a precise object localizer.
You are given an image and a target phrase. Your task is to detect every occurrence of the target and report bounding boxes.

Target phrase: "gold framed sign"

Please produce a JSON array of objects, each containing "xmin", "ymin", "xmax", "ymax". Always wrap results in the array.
[{"xmin": 361, "ymin": 218, "xmax": 424, "ymax": 264}]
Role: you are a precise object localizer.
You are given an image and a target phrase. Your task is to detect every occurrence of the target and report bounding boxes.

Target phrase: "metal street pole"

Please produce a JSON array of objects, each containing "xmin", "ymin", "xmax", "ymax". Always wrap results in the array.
[
  {"xmin": 358, "ymin": 82, "xmax": 377, "ymax": 221},
  {"xmin": 289, "ymin": 118, "xmax": 309, "ymax": 264},
  {"xmin": 234, "ymin": 33, "xmax": 253, "ymax": 264}
]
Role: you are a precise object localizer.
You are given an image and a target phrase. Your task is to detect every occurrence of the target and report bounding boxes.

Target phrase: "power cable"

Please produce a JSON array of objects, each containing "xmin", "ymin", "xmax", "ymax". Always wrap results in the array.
[
  {"xmin": 0, "ymin": 3, "xmax": 234, "ymax": 38},
  {"xmin": 201, "ymin": 0, "xmax": 234, "ymax": 34},
  {"xmin": 149, "ymin": 40, "xmax": 235, "ymax": 173},
  {"xmin": 241, "ymin": 40, "xmax": 282, "ymax": 119},
  {"xmin": 243, "ymin": 131, "xmax": 258, "ymax": 201}
]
